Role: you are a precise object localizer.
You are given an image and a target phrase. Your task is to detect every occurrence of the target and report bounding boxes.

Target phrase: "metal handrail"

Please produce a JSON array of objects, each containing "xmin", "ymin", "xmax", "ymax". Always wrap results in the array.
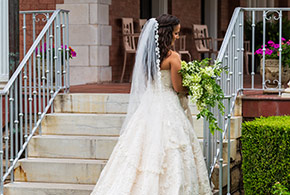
[
  {"xmin": 0, "ymin": 9, "xmax": 70, "ymax": 194},
  {"xmin": 207, "ymin": 7, "xmax": 244, "ymax": 195},
  {"xmin": 208, "ymin": 7, "xmax": 290, "ymax": 194},
  {"xmin": 217, "ymin": 7, "xmax": 242, "ymax": 61},
  {"xmin": 0, "ymin": 9, "xmax": 69, "ymax": 95}
]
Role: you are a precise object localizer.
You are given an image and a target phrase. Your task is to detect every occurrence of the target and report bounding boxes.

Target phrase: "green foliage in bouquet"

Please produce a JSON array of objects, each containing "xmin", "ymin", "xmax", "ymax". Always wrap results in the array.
[{"xmin": 179, "ymin": 58, "xmax": 227, "ymax": 134}]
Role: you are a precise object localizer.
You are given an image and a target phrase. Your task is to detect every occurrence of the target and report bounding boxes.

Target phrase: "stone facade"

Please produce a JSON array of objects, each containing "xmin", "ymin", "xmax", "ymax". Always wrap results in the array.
[
  {"xmin": 18, "ymin": 0, "xmax": 290, "ymax": 84},
  {"xmin": 56, "ymin": 0, "xmax": 112, "ymax": 85}
]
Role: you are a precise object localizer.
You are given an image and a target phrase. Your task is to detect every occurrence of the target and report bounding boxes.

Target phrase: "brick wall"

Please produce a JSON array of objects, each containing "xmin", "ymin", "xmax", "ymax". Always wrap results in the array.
[
  {"xmin": 19, "ymin": 0, "xmax": 64, "ymax": 59},
  {"xmin": 171, "ymin": 0, "xmax": 201, "ymax": 61},
  {"xmin": 109, "ymin": 0, "xmax": 140, "ymax": 82},
  {"xmin": 218, "ymin": 0, "xmax": 229, "ymax": 38},
  {"xmin": 109, "ymin": 0, "xmax": 202, "ymax": 82}
]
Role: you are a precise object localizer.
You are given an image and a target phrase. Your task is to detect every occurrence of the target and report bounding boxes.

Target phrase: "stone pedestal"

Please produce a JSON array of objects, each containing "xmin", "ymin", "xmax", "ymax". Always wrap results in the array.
[
  {"xmin": 56, "ymin": 0, "xmax": 112, "ymax": 85},
  {"xmin": 0, "ymin": 0, "xmax": 9, "ymax": 89},
  {"xmin": 282, "ymin": 81, "xmax": 290, "ymax": 98}
]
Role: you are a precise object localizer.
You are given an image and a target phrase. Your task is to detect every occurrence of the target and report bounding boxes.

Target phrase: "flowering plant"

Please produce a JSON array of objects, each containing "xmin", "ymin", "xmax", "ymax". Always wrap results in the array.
[
  {"xmin": 179, "ymin": 58, "xmax": 227, "ymax": 134},
  {"xmin": 255, "ymin": 38, "xmax": 290, "ymax": 67},
  {"xmin": 36, "ymin": 43, "xmax": 77, "ymax": 60}
]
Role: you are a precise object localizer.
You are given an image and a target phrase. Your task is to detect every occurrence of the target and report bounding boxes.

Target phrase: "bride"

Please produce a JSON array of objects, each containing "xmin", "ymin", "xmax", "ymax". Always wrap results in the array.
[{"xmin": 90, "ymin": 14, "xmax": 212, "ymax": 195}]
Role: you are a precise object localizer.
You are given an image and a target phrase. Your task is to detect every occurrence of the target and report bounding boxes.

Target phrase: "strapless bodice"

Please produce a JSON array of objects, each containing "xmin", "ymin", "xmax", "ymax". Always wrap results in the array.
[{"xmin": 160, "ymin": 69, "xmax": 173, "ymax": 90}]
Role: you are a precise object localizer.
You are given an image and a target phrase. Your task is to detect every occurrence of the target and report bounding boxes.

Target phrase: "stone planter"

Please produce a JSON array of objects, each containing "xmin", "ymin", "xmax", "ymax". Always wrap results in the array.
[{"xmin": 260, "ymin": 59, "xmax": 290, "ymax": 88}]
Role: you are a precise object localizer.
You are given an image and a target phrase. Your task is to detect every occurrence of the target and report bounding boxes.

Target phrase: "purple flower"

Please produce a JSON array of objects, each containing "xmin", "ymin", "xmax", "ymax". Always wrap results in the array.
[
  {"xmin": 265, "ymin": 49, "xmax": 273, "ymax": 55},
  {"xmin": 274, "ymin": 44, "xmax": 280, "ymax": 49},
  {"xmin": 255, "ymin": 48, "xmax": 263, "ymax": 55},
  {"xmin": 268, "ymin": 40, "xmax": 275, "ymax": 46},
  {"xmin": 71, "ymin": 51, "xmax": 77, "ymax": 57},
  {"xmin": 282, "ymin": 37, "xmax": 286, "ymax": 42},
  {"xmin": 261, "ymin": 44, "xmax": 268, "ymax": 48}
]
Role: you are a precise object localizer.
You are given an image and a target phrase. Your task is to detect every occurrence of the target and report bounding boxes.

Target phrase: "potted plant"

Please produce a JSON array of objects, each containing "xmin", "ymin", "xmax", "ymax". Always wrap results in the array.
[{"xmin": 255, "ymin": 38, "xmax": 290, "ymax": 88}]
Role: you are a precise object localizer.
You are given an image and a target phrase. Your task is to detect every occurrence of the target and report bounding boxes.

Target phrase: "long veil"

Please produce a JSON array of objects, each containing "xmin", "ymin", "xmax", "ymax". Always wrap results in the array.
[{"xmin": 120, "ymin": 18, "xmax": 161, "ymax": 135}]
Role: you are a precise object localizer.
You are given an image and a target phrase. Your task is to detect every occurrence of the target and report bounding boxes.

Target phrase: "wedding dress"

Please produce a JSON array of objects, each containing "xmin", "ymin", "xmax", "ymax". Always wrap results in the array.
[
  {"xmin": 90, "ymin": 18, "xmax": 212, "ymax": 195},
  {"xmin": 90, "ymin": 70, "xmax": 212, "ymax": 195}
]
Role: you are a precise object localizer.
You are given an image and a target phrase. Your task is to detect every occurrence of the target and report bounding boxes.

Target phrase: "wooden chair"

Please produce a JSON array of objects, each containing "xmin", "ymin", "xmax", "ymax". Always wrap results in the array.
[
  {"xmin": 138, "ymin": 19, "xmax": 147, "ymax": 32},
  {"xmin": 244, "ymin": 40, "xmax": 252, "ymax": 75},
  {"xmin": 192, "ymin": 24, "xmax": 223, "ymax": 59},
  {"xmin": 120, "ymin": 18, "xmax": 138, "ymax": 83},
  {"xmin": 177, "ymin": 35, "xmax": 191, "ymax": 61}
]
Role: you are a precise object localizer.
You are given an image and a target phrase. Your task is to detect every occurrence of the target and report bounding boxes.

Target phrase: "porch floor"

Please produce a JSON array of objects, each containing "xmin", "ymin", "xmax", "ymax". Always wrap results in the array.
[
  {"xmin": 67, "ymin": 74, "xmax": 290, "ymax": 118},
  {"xmin": 69, "ymin": 75, "xmax": 262, "ymax": 94}
]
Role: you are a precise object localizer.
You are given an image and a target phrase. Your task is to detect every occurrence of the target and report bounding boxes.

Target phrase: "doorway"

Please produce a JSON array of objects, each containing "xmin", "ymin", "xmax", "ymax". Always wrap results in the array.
[{"xmin": 140, "ymin": 0, "xmax": 168, "ymax": 19}]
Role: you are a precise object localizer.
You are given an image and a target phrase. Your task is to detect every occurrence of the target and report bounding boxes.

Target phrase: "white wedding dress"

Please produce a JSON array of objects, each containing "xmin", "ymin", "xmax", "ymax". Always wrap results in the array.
[{"xmin": 90, "ymin": 70, "xmax": 212, "ymax": 195}]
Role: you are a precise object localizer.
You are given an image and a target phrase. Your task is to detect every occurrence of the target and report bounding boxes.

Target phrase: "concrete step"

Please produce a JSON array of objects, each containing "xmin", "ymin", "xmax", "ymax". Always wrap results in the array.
[
  {"xmin": 53, "ymin": 93, "xmax": 200, "ymax": 115},
  {"xmin": 53, "ymin": 93, "xmax": 129, "ymax": 114},
  {"xmin": 199, "ymin": 139, "xmax": 237, "ymax": 164},
  {"xmin": 42, "ymin": 113, "xmax": 206, "ymax": 137},
  {"xmin": 211, "ymin": 163, "xmax": 228, "ymax": 189},
  {"xmin": 42, "ymin": 113, "xmax": 125, "ymax": 136},
  {"xmin": 4, "ymin": 182, "xmax": 95, "ymax": 195},
  {"xmin": 14, "ymin": 158, "xmax": 105, "ymax": 184},
  {"xmin": 193, "ymin": 116, "xmax": 242, "ymax": 139},
  {"xmin": 28, "ymin": 135, "xmax": 118, "ymax": 159}
]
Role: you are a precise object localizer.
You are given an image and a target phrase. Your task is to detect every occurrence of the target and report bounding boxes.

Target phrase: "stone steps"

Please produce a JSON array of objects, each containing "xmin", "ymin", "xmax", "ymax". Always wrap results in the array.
[
  {"xmin": 28, "ymin": 135, "xmax": 118, "ymax": 159},
  {"xmin": 42, "ymin": 113, "xmax": 125, "ymax": 136},
  {"xmin": 3, "ymin": 93, "xmax": 242, "ymax": 194},
  {"xmin": 14, "ymin": 158, "xmax": 106, "ymax": 184},
  {"xmin": 4, "ymin": 182, "xmax": 95, "ymax": 195},
  {"xmin": 42, "ymin": 112, "xmax": 242, "ymax": 139},
  {"xmin": 53, "ymin": 93, "xmax": 200, "ymax": 115},
  {"xmin": 28, "ymin": 133, "xmax": 236, "ymax": 164}
]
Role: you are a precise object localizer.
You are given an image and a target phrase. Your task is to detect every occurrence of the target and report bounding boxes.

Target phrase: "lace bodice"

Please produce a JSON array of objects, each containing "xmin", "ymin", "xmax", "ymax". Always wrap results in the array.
[{"xmin": 160, "ymin": 69, "xmax": 173, "ymax": 90}]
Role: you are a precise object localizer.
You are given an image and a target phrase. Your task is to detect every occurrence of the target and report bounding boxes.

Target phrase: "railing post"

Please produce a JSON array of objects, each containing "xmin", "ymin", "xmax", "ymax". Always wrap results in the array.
[
  {"xmin": 0, "ymin": 96, "xmax": 3, "ymax": 195},
  {"xmin": 278, "ymin": 10, "xmax": 282, "ymax": 95},
  {"xmin": 251, "ymin": 11, "xmax": 255, "ymax": 89},
  {"xmin": 262, "ymin": 11, "xmax": 266, "ymax": 89},
  {"xmin": 0, "ymin": 0, "xmax": 9, "ymax": 89},
  {"xmin": 227, "ymin": 98, "xmax": 231, "ymax": 195}
]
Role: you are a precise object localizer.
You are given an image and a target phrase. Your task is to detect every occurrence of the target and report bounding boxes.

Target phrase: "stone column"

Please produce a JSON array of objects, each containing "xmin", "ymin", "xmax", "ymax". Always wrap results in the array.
[
  {"xmin": 57, "ymin": 0, "xmax": 112, "ymax": 85},
  {"xmin": 0, "ymin": 0, "xmax": 9, "ymax": 89}
]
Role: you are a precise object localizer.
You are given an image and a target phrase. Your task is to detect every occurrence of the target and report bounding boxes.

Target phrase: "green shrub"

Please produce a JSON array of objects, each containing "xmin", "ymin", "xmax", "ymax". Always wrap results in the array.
[
  {"xmin": 273, "ymin": 182, "xmax": 290, "ymax": 195},
  {"xmin": 242, "ymin": 116, "xmax": 290, "ymax": 194}
]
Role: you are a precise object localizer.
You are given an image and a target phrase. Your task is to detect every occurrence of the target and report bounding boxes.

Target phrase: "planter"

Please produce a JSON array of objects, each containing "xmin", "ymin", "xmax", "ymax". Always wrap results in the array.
[{"xmin": 260, "ymin": 59, "xmax": 290, "ymax": 88}]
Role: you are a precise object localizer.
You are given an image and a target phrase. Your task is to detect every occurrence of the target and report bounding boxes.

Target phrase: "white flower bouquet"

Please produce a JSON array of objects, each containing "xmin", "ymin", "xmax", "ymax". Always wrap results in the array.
[{"xmin": 179, "ymin": 58, "xmax": 227, "ymax": 134}]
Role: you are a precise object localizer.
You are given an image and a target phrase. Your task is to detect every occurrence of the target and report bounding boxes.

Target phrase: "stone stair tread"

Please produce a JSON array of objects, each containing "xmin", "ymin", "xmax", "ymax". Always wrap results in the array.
[
  {"xmin": 18, "ymin": 157, "xmax": 107, "ymax": 164},
  {"xmin": 45, "ymin": 113, "xmax": 126, "ymax": 116},
  {"xmin": 4, "ymin": 181, "xmax": 95, "ymax": 190},
  {"xmin": 32, "ymin": 134, "xmax": 119, "ymax": 140},
  {"xmin": 14, "ymin": 158, "xmax": 107, "ymax": 184}
]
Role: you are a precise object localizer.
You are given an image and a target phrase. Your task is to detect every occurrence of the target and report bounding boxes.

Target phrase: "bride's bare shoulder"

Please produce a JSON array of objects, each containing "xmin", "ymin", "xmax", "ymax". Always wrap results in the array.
[
  {"xmin": 168, "ymin": 51, "xmax": 181, "ymax": 68},
  {"xmin": 168, "ymin": 51, "xmax": 180, "ymax": 60}
]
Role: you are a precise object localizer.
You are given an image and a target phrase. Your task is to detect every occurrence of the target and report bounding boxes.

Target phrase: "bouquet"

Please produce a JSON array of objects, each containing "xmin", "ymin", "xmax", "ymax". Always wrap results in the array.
[{"xmin": 179, "ymin": 58, "xmax": 227, "ymax": 134}]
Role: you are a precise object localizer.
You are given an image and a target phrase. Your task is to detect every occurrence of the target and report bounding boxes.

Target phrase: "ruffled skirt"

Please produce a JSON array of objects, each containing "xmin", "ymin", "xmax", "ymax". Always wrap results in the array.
[{"xmin": 90, "ymin": 90, "xmax": 212, "ymax": 195}]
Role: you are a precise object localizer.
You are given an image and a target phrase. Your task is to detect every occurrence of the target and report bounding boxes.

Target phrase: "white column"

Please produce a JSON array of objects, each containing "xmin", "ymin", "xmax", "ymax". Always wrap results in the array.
[{"xmin": 0, "ymin": 0, "xmax": 9, "ymax": 89}]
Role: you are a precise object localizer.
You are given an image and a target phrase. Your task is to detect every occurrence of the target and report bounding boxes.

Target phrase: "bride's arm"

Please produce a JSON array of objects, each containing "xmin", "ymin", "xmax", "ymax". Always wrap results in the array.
[{"xmin": 170, "ymin": 52, "xmax": 188, "ymax": 94}]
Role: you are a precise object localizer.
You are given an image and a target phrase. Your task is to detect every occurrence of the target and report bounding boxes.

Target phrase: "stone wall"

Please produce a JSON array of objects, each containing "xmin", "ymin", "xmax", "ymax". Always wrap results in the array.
[{"xmin": 56, "ymin": 0, "xmax": 112, "ymax": 85}]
